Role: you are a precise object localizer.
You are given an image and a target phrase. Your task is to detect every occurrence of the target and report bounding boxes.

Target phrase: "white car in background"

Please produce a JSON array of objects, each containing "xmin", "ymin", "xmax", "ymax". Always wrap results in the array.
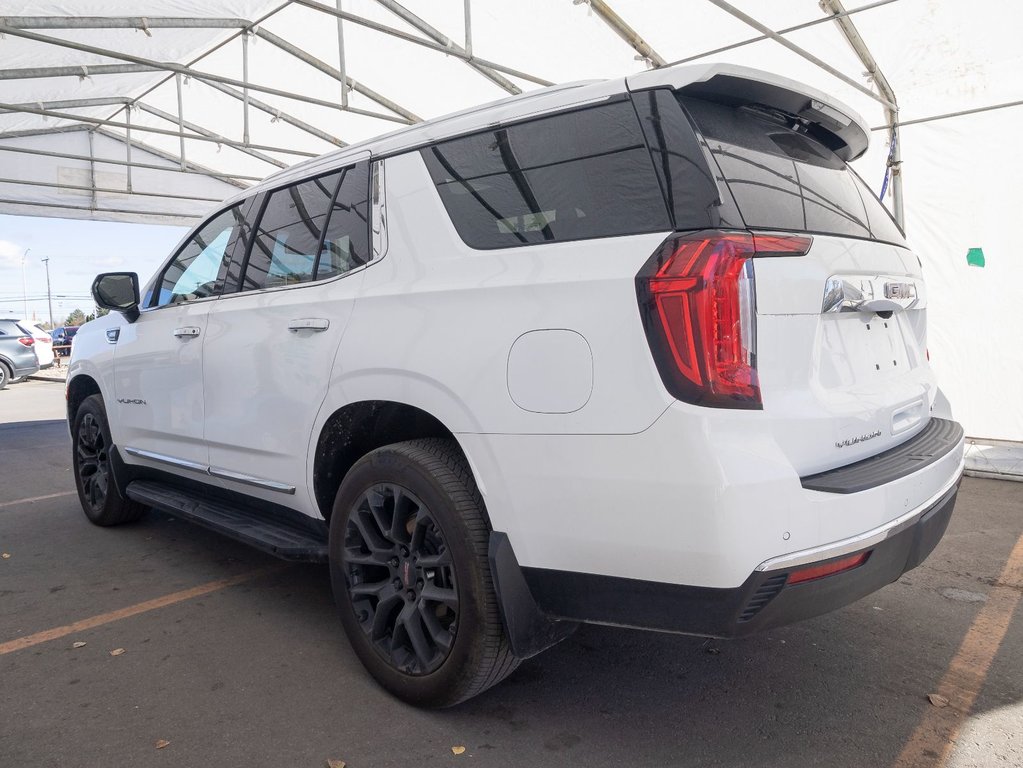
[
  {"xmin": 18, "ymin": 321, "xmax": 54, "ymax": 368},
  {"xmin": 67, "ymin": 62, "xmax": 965, "ymax": 708}
]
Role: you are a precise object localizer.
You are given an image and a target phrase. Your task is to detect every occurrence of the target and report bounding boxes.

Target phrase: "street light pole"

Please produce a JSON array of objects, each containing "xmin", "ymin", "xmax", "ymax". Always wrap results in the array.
[
  {"xmin": 41, "ymin": 256, "xmax": 54, "ymax": 329},
  {"xmin": 20, "ymin": 247, "xmax": 30, "ymax": 319}
]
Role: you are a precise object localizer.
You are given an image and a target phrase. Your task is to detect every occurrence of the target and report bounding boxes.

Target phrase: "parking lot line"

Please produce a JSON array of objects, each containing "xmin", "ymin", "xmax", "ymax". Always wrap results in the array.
[
  {"xmin": 0, "ymin": 566, "xmax": 281, "ymax": 656},
  {"xmin": 893, "ymin": 530, "xmax": 1023, "ymax": 768},
  {"xmin": 0, "ymin": 491, "xmax": 77, "ymax": 509}
]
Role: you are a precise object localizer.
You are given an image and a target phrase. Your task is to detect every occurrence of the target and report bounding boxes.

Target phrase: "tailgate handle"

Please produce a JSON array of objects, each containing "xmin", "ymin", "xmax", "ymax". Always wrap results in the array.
[
  {"xmin": 173, "ymin": 326, "xmax": 201, "ymax": 338},
  {"xmin": 823, "ymin": 276, "xmax": 921, "ymax": 315}
]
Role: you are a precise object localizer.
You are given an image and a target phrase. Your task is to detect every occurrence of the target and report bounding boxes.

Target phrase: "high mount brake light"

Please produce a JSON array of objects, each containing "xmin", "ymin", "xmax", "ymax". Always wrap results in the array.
[{"xmin": 636, "ymin": 230, "xmax": 811, "ymax": 409}]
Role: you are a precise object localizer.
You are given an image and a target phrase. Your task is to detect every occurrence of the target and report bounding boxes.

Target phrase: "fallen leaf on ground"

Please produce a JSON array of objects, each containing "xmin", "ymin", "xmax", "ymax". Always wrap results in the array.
[
  {"xmin": 451, "ymin": 746, "xmax": 466, "ymax": 755},
  {"xmin": 109, "ymin": 648, "xmax": 126, "ymax": 656},
  {"xmin": 1, "ymin": 553, "xmax": 10, "ymax": 559},
  {"xmin": 326, "ymin": 760, "xmax": 346, "ymax": 768},
  {"xmin": 72, "ymin": 641, "xmax": 87, "ymax": 649},
  {"xmin": 928, "ymin": 693, "xmax": 949, "ymax": 708},
  {"xmin": 155, "ymin": 739, "xmax": 170, "ymax": 749}
]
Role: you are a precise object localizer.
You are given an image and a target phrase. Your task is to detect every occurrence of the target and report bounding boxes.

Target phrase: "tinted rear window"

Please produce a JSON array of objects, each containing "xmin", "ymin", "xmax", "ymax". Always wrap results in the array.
[
  {"xmin": 421, "ymin": 100, "xmax": 671, "ymax": 249},
  {"xmin": 680, "ymin": 96, "xmax": 906, "ymax": 246}
]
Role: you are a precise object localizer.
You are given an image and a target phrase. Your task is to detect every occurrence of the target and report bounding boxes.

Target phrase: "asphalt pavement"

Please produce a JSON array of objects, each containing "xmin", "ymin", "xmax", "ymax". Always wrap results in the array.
[{"xmin": 1, "ymin": 379, "xmax": 1021, "ymax": 768}]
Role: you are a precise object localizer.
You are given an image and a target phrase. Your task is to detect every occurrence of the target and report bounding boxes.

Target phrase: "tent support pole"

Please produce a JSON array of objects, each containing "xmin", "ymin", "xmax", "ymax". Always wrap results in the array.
[
  {"xmin": 578, "ymin": 0, "xmax": 666, "ymax": 67},
  {"xmin": 87, "ymin": 130, "xmax": 97, "ymax": 211},
  {"xmin": 819, "ymin": 0, "xmax": 903, "ymax": 228},
  {"xmin": 372, "ymin": 0, "xmax": 521, "ymax": 94},
  {"xmin": 292, "ymin": 0, "xmax": 553, "ymax": 86},
  {"xmin": 703, "ymin": 0, "xmax": 895, "ymax": 110},
  {"xmin": 242, "ymin": 32, "xmax": 251, "ymax": 144},
  {"xmin": 335, "ymin": 0, "xmax": 349, "ymax": 108},
  {"xmin": 175, "ymin": 73, "xmax": 186, "ymax": 171},
  {"xmin": 125, "ymin": 108, "xmax": 133, "ymax": 193},
  {"xmin": 463, "ymin": 0, "xmax": 472, "ymax": 57}
]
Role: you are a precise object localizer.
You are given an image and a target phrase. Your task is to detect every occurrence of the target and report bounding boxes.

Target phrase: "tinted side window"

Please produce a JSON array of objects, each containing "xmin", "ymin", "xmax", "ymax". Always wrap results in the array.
[
  {"xmin": 318, "ymin": 161, "xmax": 370, "ymax": 279},
  {"xmin": 241, "ymin": 172, "xmax": 342, "ymax": 291},
  {"xmin": 631, "ymin": 88, "xmax": 742, "ymax": 230},
  {"xmin": 421, "ymin": 100, "xmax": 671, "ymax": 249},
  {"xmin": 153, "ymin": 205, "xmax": 245, "ymax": 307}
]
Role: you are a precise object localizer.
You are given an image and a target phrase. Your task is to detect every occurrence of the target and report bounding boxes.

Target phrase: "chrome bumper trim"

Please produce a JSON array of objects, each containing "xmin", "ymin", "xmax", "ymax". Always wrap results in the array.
[{"xmin": 755, "ymin": 458, "xmax": 965, "ymax": 573}]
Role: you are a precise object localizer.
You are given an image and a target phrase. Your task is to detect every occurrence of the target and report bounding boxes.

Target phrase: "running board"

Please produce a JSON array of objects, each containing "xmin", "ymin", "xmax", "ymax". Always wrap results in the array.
[{"xmin": 125, "ymin": 480, "xmax": 328, "ymax": 563}]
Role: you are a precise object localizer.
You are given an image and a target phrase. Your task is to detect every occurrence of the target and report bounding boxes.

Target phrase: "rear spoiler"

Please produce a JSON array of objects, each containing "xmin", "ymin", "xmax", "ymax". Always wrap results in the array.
[{"xmin": 627, "ymin": 63, "xmax": 870, "ymax": 162}]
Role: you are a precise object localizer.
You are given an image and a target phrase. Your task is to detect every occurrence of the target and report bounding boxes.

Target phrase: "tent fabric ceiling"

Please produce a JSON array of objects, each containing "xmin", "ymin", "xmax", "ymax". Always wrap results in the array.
[{"xmin": 0, "ymin": 0, "xmax": 1021, "ymax": 443}]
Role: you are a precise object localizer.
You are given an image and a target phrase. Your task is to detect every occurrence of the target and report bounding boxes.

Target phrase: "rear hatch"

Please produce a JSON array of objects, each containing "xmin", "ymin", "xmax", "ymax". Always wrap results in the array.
[{"xmin": 633, "ymin": 70, "xmax": 935, "ymax": 477}]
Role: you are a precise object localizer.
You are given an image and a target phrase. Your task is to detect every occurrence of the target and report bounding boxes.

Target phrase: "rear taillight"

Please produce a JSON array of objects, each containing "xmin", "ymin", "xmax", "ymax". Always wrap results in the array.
[
  {"xmin": 636, "ymin": 230, "xmax": 810, "ymax": 409},
  {"xmin": 17, "ymin": 337, "xmax": 34, "ymax": 347},
  {"xmin": 40, "ymin": 336, "xmax": 51, "ymax": 344}
]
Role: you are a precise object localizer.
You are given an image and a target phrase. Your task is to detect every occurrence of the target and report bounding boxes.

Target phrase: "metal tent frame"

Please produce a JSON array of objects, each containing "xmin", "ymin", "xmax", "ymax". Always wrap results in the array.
[{"xmin": 0, "ymin": 0, "xmax": 991, "ymax": 226}]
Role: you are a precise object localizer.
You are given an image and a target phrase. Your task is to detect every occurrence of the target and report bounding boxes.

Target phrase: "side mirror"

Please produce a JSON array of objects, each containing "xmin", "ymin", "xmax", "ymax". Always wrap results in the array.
[{"xmin": 92, "ymin": 272, "xmax": 141, "ymax": 323}]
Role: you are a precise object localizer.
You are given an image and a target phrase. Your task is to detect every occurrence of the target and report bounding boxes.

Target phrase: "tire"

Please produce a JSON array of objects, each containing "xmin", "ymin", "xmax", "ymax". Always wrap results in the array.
[
  {"xmin": 71, "ymin": 394, "xmax": 145, "ymax": 526},
  {"xmin": 0, "ymin": 362, "xmax": 9, "ymax": 390},
  {"xmin": 329, "ymin": 438, "xmax": 519, "ymax": 707}
]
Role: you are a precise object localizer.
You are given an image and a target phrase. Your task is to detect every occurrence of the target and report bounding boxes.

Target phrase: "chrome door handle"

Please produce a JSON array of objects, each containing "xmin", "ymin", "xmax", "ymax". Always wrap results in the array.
[
  {"xmin": 173, "ymin": 326, "xmax": 201, "ymax": 338},
  {"xmin": 288, "ymin": 318, "xmax": 329, "ymax": 332}
]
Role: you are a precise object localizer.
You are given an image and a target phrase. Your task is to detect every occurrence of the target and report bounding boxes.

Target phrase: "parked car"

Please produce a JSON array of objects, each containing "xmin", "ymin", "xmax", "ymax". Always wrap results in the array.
[
  {"xmin": 0, "ymin": 318, "xmax": 39, "ymax": 388},
  {"xmin": 68, "ymin": 62, "xmax": 964, "ymax": 707},
  {"xmin": 17, "ymin": 321, "xmax": 54, "ymax": 368},
  {"xmin": 51, "ymin": 325, "xmax": 79, "ymax": 357}
]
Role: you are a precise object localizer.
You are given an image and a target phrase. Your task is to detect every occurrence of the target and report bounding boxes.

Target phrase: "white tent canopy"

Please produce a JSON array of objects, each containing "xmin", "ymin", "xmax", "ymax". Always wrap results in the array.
[{"xmin": 1, "ymin": 0, "xmax": 1021, "ymax": 450}]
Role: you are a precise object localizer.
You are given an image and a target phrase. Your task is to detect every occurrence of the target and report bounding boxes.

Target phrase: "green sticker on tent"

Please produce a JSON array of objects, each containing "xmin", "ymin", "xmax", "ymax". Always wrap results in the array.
[{"xmin": 966, "ymin": 247, "xmax": 985, "ymax": 267}]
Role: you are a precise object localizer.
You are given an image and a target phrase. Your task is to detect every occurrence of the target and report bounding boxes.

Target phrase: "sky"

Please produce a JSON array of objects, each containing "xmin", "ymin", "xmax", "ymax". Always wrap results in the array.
[{"xmin": 0, "ymin": 213, "xmax": 186, "ymax": 325}]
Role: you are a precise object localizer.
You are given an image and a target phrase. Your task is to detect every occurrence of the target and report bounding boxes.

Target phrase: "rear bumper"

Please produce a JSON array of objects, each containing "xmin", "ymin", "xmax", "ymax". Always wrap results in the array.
[{"xmin": 504, "ymin": 474, "xmax": 959, "ymax": 641}]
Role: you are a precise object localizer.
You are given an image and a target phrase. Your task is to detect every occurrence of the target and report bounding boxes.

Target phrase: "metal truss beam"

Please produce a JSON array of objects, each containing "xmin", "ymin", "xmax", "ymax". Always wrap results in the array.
[
  {"xmin": 252, "ymin": 29, "xmax": 420, "ymax": 123},
  {"xmin": 0, "ymin": 16, "xmax": 248, "ymax": 30},
  {"xmin": 667, "ymin": 0, "xmax": 899, "ymax": 66},
  {"xmin": 372, "ymin": 0, "xmax": 520, "ymax": 94},
  {"xmin": 198, "ymin": 79, "xmax": 346, "ymax": 147},
  {"xmin": 0, "ymin": 196, "xmax": 203, "ymax": 220},
  {"xmin": 0, "ymin": 125, "xmax": 91, "ymax": 140},
  {"xmin": 0, "ymin": 101, "xmax": 315, "ymax": 160},
  {"xmin": 0, "ymin": 97, "xmax": 131, "ymax": 112},
  {"xmin": 0, "ymin": 142, "xmax": 257, "ymax": 184},
  {"xmin": 94, "ymin": 128, "xmax": 253, "ymax": 186},
  {"xmin": 704, "ymin": 0, "xmax": 895, "ymax": 109},
  {"xmin": 293, "ymin": 0, "xmax": 553, "ymax": 87},
  {"xmin": 578, "ymin": 0, "xmax": 665, "ymax": 67},
  {"xmin": 0, "ymin": 175, "xmax": 223, "ymax": 203},
  {"xmin": 134, "ymin": 103, "xmax": 291, "ymax": 168},
  {"xmin": 0, "ymin": 63, "xmax": 158, "ymax": 80},
  {"xmin": 820, "ymin": 0, "xmax": 903, "ymax": 227},
  {"xmin": 0, "ymin": 24, "xmax": 410, "ymax": 123}
]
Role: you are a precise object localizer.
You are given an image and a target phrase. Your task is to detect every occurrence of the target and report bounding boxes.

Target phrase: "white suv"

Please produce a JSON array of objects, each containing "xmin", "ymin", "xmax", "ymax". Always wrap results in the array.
[{"xmin": 69, "ymin": 63, "xmax": 964, "ymax": 707}]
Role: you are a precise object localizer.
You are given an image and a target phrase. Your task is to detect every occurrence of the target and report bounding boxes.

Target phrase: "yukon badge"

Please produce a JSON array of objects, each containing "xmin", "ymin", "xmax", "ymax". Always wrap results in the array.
[
  {"xmin": 117, "ymin": 398, "xmax": 147, "ymax": 406},
  {"xmin": 835, "ymin": 429, "xmax": 881, "ymax": 448}
]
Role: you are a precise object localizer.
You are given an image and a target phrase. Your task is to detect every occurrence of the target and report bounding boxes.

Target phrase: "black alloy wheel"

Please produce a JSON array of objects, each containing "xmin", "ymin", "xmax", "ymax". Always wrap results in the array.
[
  {"xmin": 329, "ymin": 439, "xmax": 519, "ymax": 707},
  {"xmin": 76, "ymin": 411, "xmax": 111, "ymax": 514},
  {"xmin": 344, "ymin": 483, "xmax": 459, "ymax": 675},
  {"xmin": 71, "ymin": 394, "xmax": 144, "ymax": 526}
]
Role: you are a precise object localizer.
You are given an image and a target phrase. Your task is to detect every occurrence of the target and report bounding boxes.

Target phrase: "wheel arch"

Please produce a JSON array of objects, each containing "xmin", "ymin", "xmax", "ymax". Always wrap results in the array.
[
  {"xmin": 66, "ymin": 373, "xmax": 103, "ymax": 423},
  {"xmin": 312, "ymin": 400, "xmax": 480, "ymax": 523}
]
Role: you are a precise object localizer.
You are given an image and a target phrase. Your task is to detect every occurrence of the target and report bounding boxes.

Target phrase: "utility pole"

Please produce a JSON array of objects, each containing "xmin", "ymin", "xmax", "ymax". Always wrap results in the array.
[
  {"xmin": 41, "ymin": 257, "xmax": 54, "ymax": 330},
  {"xmin": 20, "ymin": 248, "xmax": 30, "ymax": 319}
]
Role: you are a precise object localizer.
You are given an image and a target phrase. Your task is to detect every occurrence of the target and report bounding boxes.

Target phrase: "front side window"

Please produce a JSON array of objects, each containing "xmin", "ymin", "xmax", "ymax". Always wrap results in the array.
[
  {"xmin": 239, "ymin": 162, "xmax": 370, "ymax": 292},
  {"xmin": 421, "ymin": 100, "xmax": 671, "ymax": 249},
  {"xmin": 153, "ymin": 205, "xmax": 245, "ymax": 307},
  {"xmin": 241, "ymin": 172, "xmax": 341, "ymax": 291}
]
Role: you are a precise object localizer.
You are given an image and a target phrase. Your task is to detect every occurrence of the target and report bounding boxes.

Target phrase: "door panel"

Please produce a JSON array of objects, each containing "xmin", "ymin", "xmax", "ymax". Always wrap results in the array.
[
  {"xmin": 202, "ymin": 158, "xmax": 372, "ymax": 512},
  {"xmin": 114, "ymin": 203, "xmax": 247, "ymax": 469}
]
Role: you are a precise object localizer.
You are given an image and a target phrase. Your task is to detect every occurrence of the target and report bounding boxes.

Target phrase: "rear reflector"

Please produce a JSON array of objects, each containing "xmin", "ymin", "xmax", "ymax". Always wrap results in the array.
[
  {"xmin": 636, "ymin": 230, "xmax": 810, "ymax": 409},
  {"xmin": 17, "ymin": 337, "xmax": 34, "ymax": 347},
  {"xmin": 787, "ymin": 551, "xmax": 870, "ymax": 585}
]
